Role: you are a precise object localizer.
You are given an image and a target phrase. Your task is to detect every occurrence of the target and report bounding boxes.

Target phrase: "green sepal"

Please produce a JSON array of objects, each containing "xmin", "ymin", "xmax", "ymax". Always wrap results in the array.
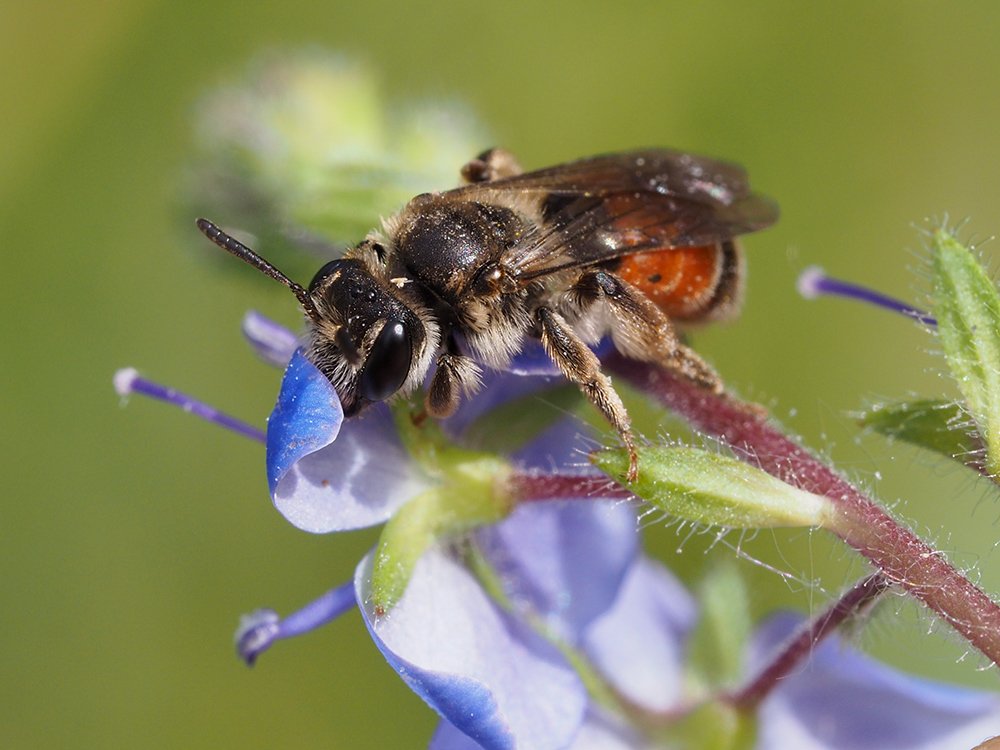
[
  {"xmin": 687, "ymin": 561, "xmax": 752, "ymax": 690},
  {"xmin": 860, "ymin": 398, "xmax": 981, "ymax": 468},
  {"xmin": 931, "ymin": 229, "xmax": 1000, "ymax": 475},
  {"xmin": 592, "ymin": 445, "xmax": 832, "ymax": 529},
  {"xmin": 370, "ymin": 435, "xmax": 512, "ymax": 612}
]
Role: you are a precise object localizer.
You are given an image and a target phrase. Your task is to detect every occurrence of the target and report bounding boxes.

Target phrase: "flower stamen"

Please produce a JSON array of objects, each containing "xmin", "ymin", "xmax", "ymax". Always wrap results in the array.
[
  {"xmin": 797, "ymin": 266, "xmax": 936, "ymax": 325},
  {"xmin": 113, "ymin": 367, "xmax": 266, "ymax": 443},
  {"xmin": 236, "ymin": 580, "xmax": 357, "ymax": 666}
]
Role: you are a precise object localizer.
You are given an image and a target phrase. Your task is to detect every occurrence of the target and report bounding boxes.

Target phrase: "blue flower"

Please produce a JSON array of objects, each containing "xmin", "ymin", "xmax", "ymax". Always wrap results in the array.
[
  {"xmin": 750, "ymin": 614, "xmax": 1000, "ymax": 750},
  {"xmin": 118, "ymin": 310, "xmax": 1000, "ymax": 750}
]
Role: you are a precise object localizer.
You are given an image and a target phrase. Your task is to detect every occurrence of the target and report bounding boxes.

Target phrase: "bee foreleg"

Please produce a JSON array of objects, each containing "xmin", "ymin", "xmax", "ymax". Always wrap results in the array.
[
  {"xmin": 535, "ymin": 306, "xmax": 639, "ymax": 481},
  {"xmin": 570, "ymin": 270, "xmax": 723, "ymax": 394},
  {"xmin": 460, "ymin": 148, "xmax": 524, "ymax": 184},
  {"xmin": 426, "ymin": 350, "xmax": 482, "ymax": 419}
]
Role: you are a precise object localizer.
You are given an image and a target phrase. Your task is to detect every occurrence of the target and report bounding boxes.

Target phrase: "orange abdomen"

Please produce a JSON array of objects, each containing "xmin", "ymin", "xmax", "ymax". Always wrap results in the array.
[{"xmin": 614, "ymin": 241, "xmax": 744, "ymax": 322}]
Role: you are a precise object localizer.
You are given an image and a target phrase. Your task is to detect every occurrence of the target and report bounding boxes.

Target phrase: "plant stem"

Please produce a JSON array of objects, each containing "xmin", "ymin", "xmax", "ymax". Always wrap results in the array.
[
  {"xmin": 727, "ymin": 573, "xmax": 891, "ymax": 710},
  {"xmin": 607, "ymin": 353, "xmax": 1000, "ymax": 667},
  {"xmin": 506, "ymin": 471, "xmax": 632, "ymax": 504}
]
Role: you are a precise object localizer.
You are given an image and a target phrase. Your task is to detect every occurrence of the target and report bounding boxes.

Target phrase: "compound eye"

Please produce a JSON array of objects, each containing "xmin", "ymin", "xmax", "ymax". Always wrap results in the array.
[
  {"xmin": 359, "ymin": 319, "xmax": 412, "ymax": 402},
  {"xmin": 308, "ymin": 259, "xmax": 345, "ymax": 292}
]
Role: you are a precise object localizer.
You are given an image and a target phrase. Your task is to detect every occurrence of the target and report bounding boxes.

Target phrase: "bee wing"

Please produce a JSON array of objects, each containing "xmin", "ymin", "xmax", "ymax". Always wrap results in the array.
[{"xmin": 446, "ymin": 150, "xmax": 778, "ymax": 279}]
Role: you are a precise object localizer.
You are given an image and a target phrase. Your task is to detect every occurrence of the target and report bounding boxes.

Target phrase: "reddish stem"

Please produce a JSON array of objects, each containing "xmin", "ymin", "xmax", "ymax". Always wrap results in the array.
[
  {"xmin": 506, "ymin": 471, "xmax": 632, "ymax": 504},
  {"xmin": 606, "ymin": 352, "xmax": 1000, "ymax": 667},
  {"xmin": 727, "ymin": 573, "xmax": 891, "ymax": 710}
]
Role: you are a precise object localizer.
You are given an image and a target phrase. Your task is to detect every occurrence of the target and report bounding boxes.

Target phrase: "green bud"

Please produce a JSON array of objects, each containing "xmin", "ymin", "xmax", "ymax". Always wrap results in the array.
[
  {"xmin": 187, "ymin": 51, "xmax": 490, "ymax": 279},
  {"xmin": 931, "ymin": 229, "xmax": 1000, "ymax": 475},
  {"xmin": 592, "ymin": 445, "xmax": 832, "ymax": 529}
]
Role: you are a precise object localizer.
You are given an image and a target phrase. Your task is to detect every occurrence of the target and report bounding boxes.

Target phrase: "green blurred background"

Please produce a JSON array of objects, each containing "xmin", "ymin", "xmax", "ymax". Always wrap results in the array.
[{"xmin": 5, "ymin": 2, "xmax": 1000, "ymax": 747}]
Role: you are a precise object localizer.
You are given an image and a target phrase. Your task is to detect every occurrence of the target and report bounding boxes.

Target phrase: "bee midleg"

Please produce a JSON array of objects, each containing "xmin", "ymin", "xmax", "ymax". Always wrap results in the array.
[
  {"xmin": 460, "ymin": 148, "xmax": 524, "ymax": 184},
  {"xmin": 426, "ymin": 336, "xmax": 483, "ymax": 418},
  {"xmin": 570, "ymin": 269, "xmax": 723, "ymax": 394},
  {"xmin": 535, "ymin": 306, "xmax": 639, "ymax": 481}
]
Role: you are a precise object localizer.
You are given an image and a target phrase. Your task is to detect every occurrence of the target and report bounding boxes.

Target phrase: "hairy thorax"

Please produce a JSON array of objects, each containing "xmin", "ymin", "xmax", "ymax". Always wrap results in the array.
[{"xmin": 388, "ymin": 196, "xmax": 537, "ymax": 369}]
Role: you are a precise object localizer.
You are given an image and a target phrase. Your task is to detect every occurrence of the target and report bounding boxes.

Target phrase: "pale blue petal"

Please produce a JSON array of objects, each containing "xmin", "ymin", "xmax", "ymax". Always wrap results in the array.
[
  {"xmin": 505, "ymin": 339, "xmax": 562, "ymax": 376},
  {"xmin": 430, "ymin": 709, "xmax": 640, "ymax": 750},
  {"xmin": 242, "ymin": 310, "xmax": 299, "ymax": 367},
  {"xmin": 476, "ymin": 500, "xmax": 638, "ymax": 640},
  {"xmin": 580, "ymin": 557, "xmax": 696, "ymax": 712},
  {"xmin": 443, "ymin": 368, "xmax": 562, "ymax": 440},
  {"xmin": 444, "ymin": 336, "xmax": 613, "ymax": 438},
  {"xmin": 566, "ymin": 709, "xmax": 643, "ymax": 750},
  {"xmin": 504, "ymin": 338, "xmax": 614, "ymax": 376},
  {"xmin": 267, "ymin": 351, "xmax": 428, "ymax": 532},
  {"xmin": 510, "ymin": 416, "xmax": 597, "ymax": 473},
  {"xmin": 754, "ymin": 613, "xmax": 1000, "ymax": 750},
  {"xmin": 357, "ymin": 548, "xmax": 587, "ymax": 750},
  {"xmin": 428, "ymin": 720, "xmax": 485, "ymax": 750}
]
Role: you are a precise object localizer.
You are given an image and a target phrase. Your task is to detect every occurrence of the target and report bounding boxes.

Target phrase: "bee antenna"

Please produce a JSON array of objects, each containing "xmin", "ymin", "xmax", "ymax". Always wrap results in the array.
[{"xmin": 196, "ymin": 218, "xmax": 321, "ymax": 322}]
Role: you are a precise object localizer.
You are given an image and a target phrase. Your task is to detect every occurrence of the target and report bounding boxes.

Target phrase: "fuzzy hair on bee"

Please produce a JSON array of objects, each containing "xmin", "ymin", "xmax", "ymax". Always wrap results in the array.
[{"xmin": 198, "ymin": 147, "xmax": 777, "ymax": 480}]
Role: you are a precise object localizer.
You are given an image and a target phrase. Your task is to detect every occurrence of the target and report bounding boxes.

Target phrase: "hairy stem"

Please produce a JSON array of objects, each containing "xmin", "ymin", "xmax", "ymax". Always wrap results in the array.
[
  {"xmin": 728, "ymin": 573, "xmax": 891, "ymax": 710},
  {"xmin": 607, "ymin": 353, "xmax": 1000, "ymax": 667},
  {"xmin": 506, "ymin": 471, "xmax": 633, "ymax": 504}
]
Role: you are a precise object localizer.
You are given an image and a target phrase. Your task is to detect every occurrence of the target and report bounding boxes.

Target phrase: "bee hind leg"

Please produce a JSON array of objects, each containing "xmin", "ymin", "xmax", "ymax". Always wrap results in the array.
[
  {"xmin": 570, "ymin": 270, "xmax": 723, "ymax": 394},
  {"xmin": 460, "ymin": 148, "xmax": 524, "ymax": 184},
  {"xmin": 535, "ymin": 306, "xmax": 639, "ymax": 482}
]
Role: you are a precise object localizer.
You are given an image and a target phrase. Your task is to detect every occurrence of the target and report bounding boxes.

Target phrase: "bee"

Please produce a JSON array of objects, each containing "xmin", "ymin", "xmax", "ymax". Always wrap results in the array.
[{"xmin": 198, "ymin": 148, "xmax": 777, "ymax": 480}]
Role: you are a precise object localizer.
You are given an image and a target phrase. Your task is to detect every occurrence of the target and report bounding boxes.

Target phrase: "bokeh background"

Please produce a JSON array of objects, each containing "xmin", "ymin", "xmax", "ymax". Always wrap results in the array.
[{"xmin": 5, "ymin": 2, "xmax": 1000, "ymax": 747}]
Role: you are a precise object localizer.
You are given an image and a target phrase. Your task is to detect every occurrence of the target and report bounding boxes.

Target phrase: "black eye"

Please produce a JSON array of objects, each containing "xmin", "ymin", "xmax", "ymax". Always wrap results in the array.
[
  {"xmin": 359, "ymin": 320, "xmax": 412, "ymax": 402},
  {"xmin": 309, "ymin": 259, "xmax": 345, "ymax": 291}
]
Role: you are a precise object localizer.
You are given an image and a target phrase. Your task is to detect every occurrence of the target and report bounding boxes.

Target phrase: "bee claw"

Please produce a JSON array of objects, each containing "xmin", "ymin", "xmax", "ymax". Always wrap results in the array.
[{"xmin": 625, "ymin": 443, "xmax": 640, "ymax": 483}]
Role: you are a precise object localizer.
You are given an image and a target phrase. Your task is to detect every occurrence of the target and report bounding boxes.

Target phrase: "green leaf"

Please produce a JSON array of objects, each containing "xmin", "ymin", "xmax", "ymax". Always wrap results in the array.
[
  {"xmin": 687, "ymin": 561, "xmax": 752, "ymax": 690},
  {"xmin": 932, "ymin": 229, "xmax": 1000, "ymax": 475},
  {"xmin": 860, "ymin": 398, "xmax": 982, "ymax": 468},
  {"xmin": 592, "ymin": 445, "xmax": 833, "ymax": 529}
]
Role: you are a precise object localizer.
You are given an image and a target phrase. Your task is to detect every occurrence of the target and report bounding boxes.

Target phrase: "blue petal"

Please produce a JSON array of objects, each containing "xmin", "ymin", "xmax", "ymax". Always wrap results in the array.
[
  {"xmin": 267, "ymin": 351, "xmax": 429, "ymax": 532},
  {"xmin": 505, "ymin": 339, "xmax": 563, "ymax": 376},
  {"xmin": 475, "ymin": 500, "xmax": 638, "ymax": 640},
  {"xmin": 510, "ymin": 415, "xmax": 598, "ymax": 472},
  {"xmin": 580, "ymin": 557, "xmax": 696, "ymax": 711},
  {"xmin": 430, "ymin": 708, "xmax": 641, "ymax": 750},
  {"xmin": 753, "ymin": 613, "xmax": 1000, "ymax": 749},
  {"xmin": 444, "ymin": 336, "xmax": 615, "ymax": 439},
  {"xmin": 505, "ymin": 338, "xmax": 614, "ymax": 376},
  {"xmin": 442, "ymin": 367, "xmax": 562, "ymax": 440},
  {"xmin": 357, "ymin": 547, "xmax": 587, "ymax": 750},
  {"xmin": 266, "ymin": 350, "xmax": 344, "ymax": 495}
]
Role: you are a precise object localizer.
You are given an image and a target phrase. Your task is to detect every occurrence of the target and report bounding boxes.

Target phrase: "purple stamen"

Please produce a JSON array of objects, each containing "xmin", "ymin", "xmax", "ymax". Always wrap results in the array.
[
  {"xmin": 113, "ymin": 367, "xmax": 266, "ymax": 443},
  {"xmin": 797, "ymin": 266, "xmax": 937, "ymax": 325},
  {"xmin": 235, "ymin": 580, "xmax": 357, "ymax": 666}
]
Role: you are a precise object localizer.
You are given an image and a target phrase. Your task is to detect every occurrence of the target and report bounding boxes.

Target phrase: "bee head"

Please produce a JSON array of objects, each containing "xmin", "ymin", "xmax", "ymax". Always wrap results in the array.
[
  {"xmin": 306, "ymin": 258, "xmax": 430, "ymax": 416},
  {"xmin": 197, "ymin": 219, "xmax": 433, "ymax": 417}
]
